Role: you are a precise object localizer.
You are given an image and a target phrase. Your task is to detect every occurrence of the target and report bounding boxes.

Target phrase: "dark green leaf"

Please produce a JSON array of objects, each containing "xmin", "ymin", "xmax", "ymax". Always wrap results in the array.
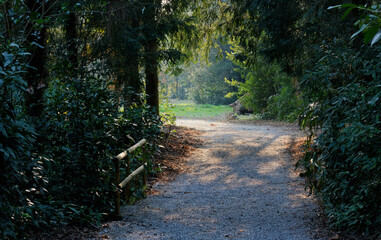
[
  {"xmin": 342, "ymin": 7, "xmax": 355, "ymax": 19},
  {"xmin": 371, "ymin": 30, "xmax": 381, "ymax": 46},
  {"xmin": 2, "ymin": 52, "xmax": 13, "ymax": 67},
  {"xmin": 364, "ymin": 25, "xmax": 379, "ymax": 43}
]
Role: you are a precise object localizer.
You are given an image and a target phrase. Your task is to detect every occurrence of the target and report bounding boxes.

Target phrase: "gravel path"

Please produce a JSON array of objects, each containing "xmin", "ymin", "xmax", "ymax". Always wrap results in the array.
[{"xmin": 96, "ymin": 119, "xmax": 324, "ymax": 240}]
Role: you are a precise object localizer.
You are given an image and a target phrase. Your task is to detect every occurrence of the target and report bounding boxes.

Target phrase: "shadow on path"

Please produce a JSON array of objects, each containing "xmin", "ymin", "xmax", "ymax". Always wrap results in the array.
[{"xmin": 96, "ymin": 120, "xmax": 324, "ymax": 240}]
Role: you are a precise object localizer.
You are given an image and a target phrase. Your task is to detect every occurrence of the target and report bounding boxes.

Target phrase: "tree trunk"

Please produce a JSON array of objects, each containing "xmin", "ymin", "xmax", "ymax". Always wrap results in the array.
[
  {"xmin": 3, "ymin": 1, "xmax": 11, "ymax": 39},
  {"xmin": 107, "ymin": 0, "xmax": 124, "ymax": 94},
  {"xmin": 145, "ymin": 39, "xmax": 159, "ymax": 115},
  {"xmin": 107, "ymin": 0, "xmax": 143, "ymax": 105},
  {"xmin": 65, "ymin": 3, "xmax": 78, "ymax": 75},
  {"xmin": 128, "ymin": 17, "xmax": 143, "ymax": 104},
  {"xmin": 25, "ymin": 0, "xmax": 48, "ymax": 117},
  {"xmin": 176, "ymin": 78, "xmax": 179, "ymax": 99},
  {"xmin": 143, "ymin": 0, "xmax": 160, "ymax": 115}
]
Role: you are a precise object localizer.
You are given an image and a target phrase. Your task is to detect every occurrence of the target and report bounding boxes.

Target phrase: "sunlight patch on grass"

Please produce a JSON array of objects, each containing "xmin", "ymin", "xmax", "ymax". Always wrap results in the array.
[{"xmin": 168, "ymin": 99, "xmax": 232, "ymax": 119}]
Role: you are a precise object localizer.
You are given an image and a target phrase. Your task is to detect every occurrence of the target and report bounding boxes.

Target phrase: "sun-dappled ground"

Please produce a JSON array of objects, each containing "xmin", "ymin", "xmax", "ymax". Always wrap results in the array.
[{"xmin": 94, "ymin": 119, "xmax": 331, "ymax": 240}]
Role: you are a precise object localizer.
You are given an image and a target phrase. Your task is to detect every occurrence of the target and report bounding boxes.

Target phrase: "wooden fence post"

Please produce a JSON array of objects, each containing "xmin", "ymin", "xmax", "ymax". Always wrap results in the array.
[
  {"xmin": 125, "ymin": 155, "xmax": 131, "ymax": 202},
  {"xmin": 112, "ymin": 139, "xmax": 147, "ymax": 218},
  {"xmin": 114, "ymin": 157, "xmax": 120, "ymax": 217},
  {"xmin": 143, "ymin": 152, "xmax": 147, "ymax": 187}
]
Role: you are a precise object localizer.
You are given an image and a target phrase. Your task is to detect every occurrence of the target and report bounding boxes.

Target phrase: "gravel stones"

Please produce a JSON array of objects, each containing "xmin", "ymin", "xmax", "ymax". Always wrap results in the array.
[{"xmin": 94, "ymin": 119, "xmax": 325, "ymax": 240}]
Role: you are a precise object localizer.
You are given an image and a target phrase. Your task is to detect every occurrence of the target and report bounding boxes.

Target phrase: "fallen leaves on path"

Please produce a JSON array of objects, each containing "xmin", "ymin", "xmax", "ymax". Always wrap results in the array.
[
  {"xmin": 289, "ymin": 136, "xmax": 307, "ymax": 164},
  {"xmin": 150, "ymin": 125, "xmax": 203, "ymax": 184},
  {"xmin": 28, "ymin": 225, "xmax": 97, "ymax": 240}
]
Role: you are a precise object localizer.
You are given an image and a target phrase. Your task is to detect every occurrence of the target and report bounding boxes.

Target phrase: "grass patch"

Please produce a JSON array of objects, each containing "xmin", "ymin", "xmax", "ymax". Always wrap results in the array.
[{"xmin": 165, "ymin": 99, "xmax": 232, "ymax": 119}]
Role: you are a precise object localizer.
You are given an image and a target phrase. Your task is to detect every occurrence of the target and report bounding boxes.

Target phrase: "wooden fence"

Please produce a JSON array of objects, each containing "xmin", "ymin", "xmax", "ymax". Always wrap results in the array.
[{"xmin": 113, "ymin": 139, "xmax": 147, "ymax": 217}]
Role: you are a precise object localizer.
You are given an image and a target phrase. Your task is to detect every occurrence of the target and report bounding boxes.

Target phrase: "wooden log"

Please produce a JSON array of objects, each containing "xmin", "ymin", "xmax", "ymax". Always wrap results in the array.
[
  {"xmin": 119, "ymin": 163, "xmax": 147, "ymax": 189},
  {"xmin": 116, "ymin": 139, "xmax": 146, "ymax": 161}
]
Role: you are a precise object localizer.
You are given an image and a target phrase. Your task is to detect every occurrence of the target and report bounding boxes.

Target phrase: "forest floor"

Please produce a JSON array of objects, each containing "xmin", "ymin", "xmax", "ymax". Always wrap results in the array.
[{"xmin": 92, "ymin": 119, "xmax": 333, "ymax": 240}]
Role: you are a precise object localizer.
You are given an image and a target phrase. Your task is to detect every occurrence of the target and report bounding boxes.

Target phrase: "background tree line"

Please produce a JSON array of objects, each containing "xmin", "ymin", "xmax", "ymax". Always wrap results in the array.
[{"xmin": 160, "ymin": 42, "xmax": 243, "ymax": 105}]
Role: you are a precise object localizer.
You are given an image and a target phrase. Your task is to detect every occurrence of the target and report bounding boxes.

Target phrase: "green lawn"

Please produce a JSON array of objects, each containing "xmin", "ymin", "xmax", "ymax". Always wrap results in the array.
[{"xmin": 167, "ymin": 99, "xmax": 232, "ymax": 119}]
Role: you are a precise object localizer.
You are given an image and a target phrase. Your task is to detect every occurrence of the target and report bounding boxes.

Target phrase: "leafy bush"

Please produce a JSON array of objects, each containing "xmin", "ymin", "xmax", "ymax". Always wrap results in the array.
[
  {"xmin": 1, "ymin": 59, "xmax": 162, "ymax": 238},
  {"xmin": 0, "ymin": 39, "xmax": 42, "ymax": 239},
  {"xmin": 35, "ymin": 76, "xmax": 161, "ymax": 221},
  {"xmin": 0, "ymin": 40, "xmax": 61, "ymax": 239},
  {"xmin": 226, "ymin": 56, "xmax": 301, "ymax": 121},
  {"xmin": 299, "ymin": 42, "xmax": 381, "ymax": 235},
  {"xmin": 160, "ymin": 86, "xmax": 176, "ymax": 125},
  {"xmin": 266, "ymin": 85, "xmax": 302, "ymax": 122}
]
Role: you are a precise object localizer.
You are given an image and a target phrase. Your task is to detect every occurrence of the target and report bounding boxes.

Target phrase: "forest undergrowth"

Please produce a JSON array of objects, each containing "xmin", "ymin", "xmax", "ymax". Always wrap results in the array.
[{"xmin": 28, "ymin": 126, "xmax": 203, "ymax": 240}]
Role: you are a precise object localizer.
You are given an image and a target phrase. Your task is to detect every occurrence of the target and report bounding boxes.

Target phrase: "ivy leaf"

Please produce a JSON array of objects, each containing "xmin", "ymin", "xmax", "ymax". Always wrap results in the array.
[{"xmin": 34, "ymin": 18, "xmax": 45, "ymax": 25}]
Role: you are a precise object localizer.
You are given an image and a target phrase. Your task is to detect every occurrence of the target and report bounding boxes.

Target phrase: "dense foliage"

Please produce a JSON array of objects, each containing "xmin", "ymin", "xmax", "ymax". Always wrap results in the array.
[
  {"xmin": 0, "ymin": 43, "xmax": 162, "ymax": 239},
  {"xmin": 0, "ymin": 39, "xmax": 38, "ymax": 239},
  {"xmin": 38, "ymin": 76, "xmax": 160, "ymax": 217},
  {"xmin": 223, "ymin": 0, "xmax": 381, "ymax": 236},
  {"xmin": 297, "ymin": 3, "xmax": 381, "ymax": 236},
  {"xmin": 226, "ymin": 53, "xmax": 301, "ymax": 121},
  {"xmin": 0, "ymin": 0, "xmax": 189, "ymax": 238},
  {"xmin": 299, "ymin": 32, "xmax": 381, "ymax": 236}
]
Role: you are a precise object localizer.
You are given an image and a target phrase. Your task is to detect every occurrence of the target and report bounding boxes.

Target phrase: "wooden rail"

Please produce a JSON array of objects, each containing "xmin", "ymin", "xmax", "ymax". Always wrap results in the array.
[
  {"xmin": 119, "ymin": 163, "xmax": 147, "ymax": 188},
  {"xmin": 114, "ymin": 139, "xmax": 147, "ymax": 217},
  {"xmin": 116, "ymin": 139, "xmax": 146, "ymax": 161}
]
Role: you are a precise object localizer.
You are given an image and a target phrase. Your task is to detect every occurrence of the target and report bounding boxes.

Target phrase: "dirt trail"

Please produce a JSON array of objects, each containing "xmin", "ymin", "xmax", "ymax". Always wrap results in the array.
[{"xmin": 96, "ymin": 119, "xmax": 325, "ymax": 240}]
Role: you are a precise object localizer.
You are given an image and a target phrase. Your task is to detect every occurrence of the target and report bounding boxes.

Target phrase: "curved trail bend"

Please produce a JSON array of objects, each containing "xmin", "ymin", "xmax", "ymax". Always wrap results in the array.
[{"xmin": 97, "ymin": 119, "xmax": 324, "ymax": 240}]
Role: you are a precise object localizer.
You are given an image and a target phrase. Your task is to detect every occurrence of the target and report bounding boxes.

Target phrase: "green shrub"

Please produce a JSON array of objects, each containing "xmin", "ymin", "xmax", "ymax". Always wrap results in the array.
[
  {"xmin": 299, "ymin": 42, "xmax": 381, "ymax": 235},
  {"xmin": 160, "ymin": 86, "xmax": 176, "ymax": 125},
  {"xmin": 0, "ymin": 39, "xmax": 42, "ymax": 239},
  {"xmin": 35, "ymin": 76, "xmax": 161, "ymax": 222},
  {"xmin": 226, "ymin": 55, "xmax": 302, "ymax": 121},
  {"xmin": 266, "ymin": 75, "xmax": 302, "ymax": 122},
  {"xmin": 1, "ymin": 61, "xmax": 161, "ymax": 238},
  {"xmin": 266, "ymin": 87, "xmax": 301, "ymax": 122}
]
